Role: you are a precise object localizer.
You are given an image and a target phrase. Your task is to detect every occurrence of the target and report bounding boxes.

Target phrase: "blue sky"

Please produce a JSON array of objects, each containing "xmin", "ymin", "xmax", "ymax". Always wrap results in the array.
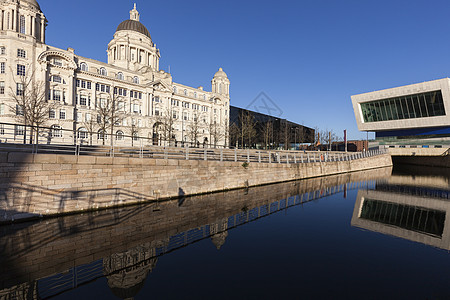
[{"xmin": 40, "ymin": 0, "xmax": 450, "ymax": 140}]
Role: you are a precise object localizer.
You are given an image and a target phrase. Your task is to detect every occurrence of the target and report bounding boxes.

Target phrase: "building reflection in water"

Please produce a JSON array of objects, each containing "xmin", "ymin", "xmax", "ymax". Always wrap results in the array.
[
  {"xmin": 351, "ymin": 174, "xmax": 450, "ymax": 251},
  {"xmin": 0, "ymin": 168, "xmax": 391, "ymax": 300}
]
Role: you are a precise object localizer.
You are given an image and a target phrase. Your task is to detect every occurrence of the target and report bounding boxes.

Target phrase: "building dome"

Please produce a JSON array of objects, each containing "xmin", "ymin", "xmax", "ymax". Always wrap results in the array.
[
  {"xmin": 22, "ymin": 0, "xmax": 41, "ymax": 10},
  {"xmin": 214, "ymin": 67, "xmax": 228, "ymax": 78},
  {"xmin": 116, "ymin": 19, "xmax": 151, "ymax": 39}
]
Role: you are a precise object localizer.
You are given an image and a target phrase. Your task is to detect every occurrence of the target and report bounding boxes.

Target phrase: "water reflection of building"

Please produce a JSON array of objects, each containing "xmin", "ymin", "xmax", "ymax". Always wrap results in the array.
[
  {"xmin": 351, "ymin": 186, "xmax": 450, "ymax": 251},
  {"xmin": 1, "ymin": 169, "xmax": 388, "ymax": 300},
  {"xmin": 104, "ymin": 245, "xmax": 158, "ymax": 300}
]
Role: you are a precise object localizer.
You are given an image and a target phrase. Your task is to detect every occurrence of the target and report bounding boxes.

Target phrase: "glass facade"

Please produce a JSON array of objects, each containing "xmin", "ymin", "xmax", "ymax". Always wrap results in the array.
[
  {"xmin": 361, "ymin": 90, "xmax": 446, "ymax": 123},
  {"xmin": 360, "ymin": 199, "xmax": 445, "ymax": 237}
]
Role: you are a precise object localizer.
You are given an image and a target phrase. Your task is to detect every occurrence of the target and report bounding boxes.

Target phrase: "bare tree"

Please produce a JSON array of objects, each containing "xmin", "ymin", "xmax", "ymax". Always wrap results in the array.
[
  {"xmin": 187, "ymin": 113, "xmax": 202, "ymax": 146},
  {"xmin": 82, "ymin": 114, "xmax": 98, "ymax": 145},
  {"xmin": 229, "ymin": 122, "xmax": 240, "ymax": 148},
  {"xmin": 129, "ymin": 121, "xmax": 140, "ymax": 147},
  {"xmin": 155, "ymin": 106, "xmax": 176, "ymax": 146},
  {"xmin": 209, "ymin": 121, "xmax": 224, "ymax": 148},
  {"xmin": 9, "ymin": 65, "xmax": 57, "ymax": 144},
  {"xmin": 239, "ymin": 111, "xmax": 257, "ymax": 148},
  {"xmin": 95, "ymin": 90, "xmax": 123, "ymax": 145},
  {"xmin": 261, "ymin": 121, "xmax": 273, "ymax": 150}
]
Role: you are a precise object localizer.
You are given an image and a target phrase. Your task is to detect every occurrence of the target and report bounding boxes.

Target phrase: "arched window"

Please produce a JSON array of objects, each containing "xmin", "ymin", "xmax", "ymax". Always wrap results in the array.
[
  {"xmin": 194, "ymin": 92, "xmax": 197, "ymax": 98},
  {"xmin": 99, "ymin": 67, "xmax": 107, "ymax": 76},
  {"xmin": 51, "ymin": 125, "xmax": 62, "ymax": 138},
  {"xmin": 173, "ymin": 86, "xmax": 177, "ymax": 93},
  {"xmin": 117, "ymin": 72, "xmax": 124, "ymax": 80},
  {"xmin": 133, "ymin": 76, "xmax": 139, "ymax": 84},
  {"xmin": 77, "ymin": 127, "xmax": 88, "ymax": 139},
  {"xmin": 80, "ymin": 63, "xmax": 88, "ymax": 71},
  {"xmin": 116, "ymin": 130, "xmax": 124, "ymax": 140},
  {"xmin": 184, "ymin": 89, "xmax": 187, "ymax": 96},
  {"xmin": 98, "ymin": 130, "xmax": 107, "ymax": 140}
]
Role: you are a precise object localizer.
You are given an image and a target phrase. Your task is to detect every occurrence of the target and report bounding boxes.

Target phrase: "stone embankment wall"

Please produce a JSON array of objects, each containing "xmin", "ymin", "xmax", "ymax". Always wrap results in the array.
[{"xmin": 0, "ymin": 152, "xmax": 392, "ymax": 222}]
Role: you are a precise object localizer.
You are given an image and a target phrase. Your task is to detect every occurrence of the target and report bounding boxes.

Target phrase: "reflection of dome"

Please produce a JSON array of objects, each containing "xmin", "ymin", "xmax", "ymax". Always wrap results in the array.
[
  {"xmin": 211, "ymin": 231, "xmax": 228, "ymax": 250},
  {"xmin": 105, "ymin": 255, "xmax": 157, "ymax": 300},
  {"xmin": 214, "ymin": 67, "xmax": 228, "ymax": 78},
  {"xmin": 116, "ymin": 19, "xmax": 151, "ymax": 39},
  {"xmin": 22, "ymin": 0, "xmax": 41, "ymax": 10}
]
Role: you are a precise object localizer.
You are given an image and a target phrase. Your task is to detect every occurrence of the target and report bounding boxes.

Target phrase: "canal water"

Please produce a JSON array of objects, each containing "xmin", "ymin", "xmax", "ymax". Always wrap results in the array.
[{"xmin": 0, "ymin": 166, "xmax": 449, "ymax": 299}]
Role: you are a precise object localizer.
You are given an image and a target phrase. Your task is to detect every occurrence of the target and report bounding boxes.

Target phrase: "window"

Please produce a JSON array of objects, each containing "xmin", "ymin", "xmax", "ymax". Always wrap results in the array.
[
  {"xmin": 153, "ymin": 96, "xmax": 160, "ymax": 103},
  {"xmin": 173, "ymin": 86, "xmax": 177, "ymax": 93},
  {"xmin": 53, "ymin": 58, "xmax": 62, "ymax": 66},
  {"xmin": 76, "ymin": 112, "xmax": 82, "ymax": 121},
  {"xmin": 15, "ymin": 125, "xmax": 25, "ymax": 136},
  {"xmin": 78, "ymin": 128, "xmax": 88, "ymax": 139},
  {"xmin": 85, "ymin": 113, "xmax": 91, "ymax": 122},
  {"xmin": 133, "ymin": 103, "xmax": 139, "ymax": 113},
  {"xmin": 99, "ymin": 68, "xmax": 107, "ymax": 76},
  {"xmin": 52, "ymin": 75, "xmax": 62, "ymax": 83},
  {"xmin": 116, "ymin": 130, "xmax": 124, "ymax": 140},
  {"xmin": 16, "ymin": 83, "xmax": 24, "ymax": 96},
  {"xmin": 19, "ymin": 15, "xmax": 25, "ymax": 34},
  {"xmin": 80, "ymin": 95, "xmax": 87, "ymax": 106},
  {"xmin": 80, "ymin": 63, "xmax": 88, "ymax": 71},
  {"xmin": 194, "ymin": 92, "xmax": 197, "ymax": 98},
  {"xmin": 0, "ymin": 62, "xmax": 4, "ymax": 74},
  {"xmin": 16, "ymin": 104, "xmax": 24, "ymax": 116},
  {"xmin": 184, "ymin": 89, "xmax": 187, "ymax": 96},
  {"xmin": 87, "ymin": 82, "xmax": 91, "ymax": 89},
  {"xmin": 133, "ymin": 132, "xmax": 139, "ymax": 141},
  {"xmin": 0, "ymin": 81, "xmax": 4, "ymax": 94},
  {"xmin": 117, "ymin": 72, "xmax": 124, "ymax": 80},
  {"xmin": 98, "ymin": 130, "xmax": 107, "ymax": 140},
  {"xmin": 183, "ymin": 112, "xmax": 189, "ymax": 121},
  {"xmin": 59, "ymin": 109, "xmax": 66, "ymax": 119},
  {"xmin": 0, "ymin": 124, "xmax": 4, "ymax": 135},
  {"xmin": 138, "ymin": 119, "xmax": 142, "ymax": 127},
  {"xmin": 49, "ymin": 109, "xmax": 55, "ymax": 119},
  {"xmin": 155, "ymin": 107, "xmax": 160, "ymax": 116},
  {"xmin": 133, "ymin": 76, "xmax": 139, "ymax": 84},
  {"xmin": 17, "ymin": 49, "xmax": 26, "ymax": 58},
  {"xmin": 172, "ymin": 111, "xmax": 177, "ymax": 119},
  {"xmin": 0, "ymin": 103, "xmax": 4, "ymax": 115},
  {"xmin": 53, "ymin": 90, "xmax": 61, "ymax": 101},
  {"xmin": 0, "ymin": 47, "xmax": 5, "ymax": 55},
  {"xmin": 51, "ymin": 125, "xmax": 62, "ymax": 138},
  {"xmin": 17, "ymin": 64, "xmax": 25, "ymax": 76},
  {"xmin": 118, "ymin": 101, "xmax": 124, "ymax": 111},
  {"xmin": 360, "ymin": 90, "xmax": 446, "ymax": 123}
]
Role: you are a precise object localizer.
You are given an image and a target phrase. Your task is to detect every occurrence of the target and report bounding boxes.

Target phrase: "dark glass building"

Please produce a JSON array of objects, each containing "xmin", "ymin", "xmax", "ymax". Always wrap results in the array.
[{"xmin": 229, "ymin": 106, "xmax": 314, "ymax": 149}]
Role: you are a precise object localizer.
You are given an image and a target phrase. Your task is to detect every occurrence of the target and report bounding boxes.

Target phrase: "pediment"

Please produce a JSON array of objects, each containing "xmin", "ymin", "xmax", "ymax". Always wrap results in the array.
[{"xmin": 38, "ymin": 50, "xmax": 78, "ymax": 70}]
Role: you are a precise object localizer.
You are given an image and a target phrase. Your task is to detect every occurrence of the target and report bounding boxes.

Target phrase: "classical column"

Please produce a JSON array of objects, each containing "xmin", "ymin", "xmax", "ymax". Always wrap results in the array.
[{"xmin": 40, "ymin": 19, "xmax": 45, "ymax": 43}]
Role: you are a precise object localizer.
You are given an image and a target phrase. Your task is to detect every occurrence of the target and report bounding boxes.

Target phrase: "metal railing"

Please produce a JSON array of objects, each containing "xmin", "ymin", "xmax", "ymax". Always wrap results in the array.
[{"xmin": 0, "ymin": 122, "xmax": 387, "ymax": 164}]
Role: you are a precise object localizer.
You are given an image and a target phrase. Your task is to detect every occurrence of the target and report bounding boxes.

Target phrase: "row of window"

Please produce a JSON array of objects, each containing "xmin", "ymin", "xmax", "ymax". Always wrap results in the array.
[
  {"xmin": 79, "ymin": 62, "xmax": 140, "ymax": 83},
  {"xmin": 0, "ymin": 47, "xmax": 27, "ymax": 58},
  {"xmin": 360, "ymin": 90, "xmax": 447, "ymax": 123},
  {"xmin": 173, "ymin": 86, "xmax": 207, "ymax": 100}
]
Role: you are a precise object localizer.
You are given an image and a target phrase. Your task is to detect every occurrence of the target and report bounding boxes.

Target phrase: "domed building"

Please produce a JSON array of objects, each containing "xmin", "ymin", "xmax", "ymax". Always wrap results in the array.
[{"xmin": 0, "ymin": 1, "xmax": 230, "ymax": 147}]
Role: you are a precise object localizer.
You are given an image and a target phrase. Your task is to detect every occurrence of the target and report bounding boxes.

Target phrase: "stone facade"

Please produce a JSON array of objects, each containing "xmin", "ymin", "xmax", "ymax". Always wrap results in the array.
[{"xmin": 0, "ymin": 1, "xmax": 230, "ymax": 146}]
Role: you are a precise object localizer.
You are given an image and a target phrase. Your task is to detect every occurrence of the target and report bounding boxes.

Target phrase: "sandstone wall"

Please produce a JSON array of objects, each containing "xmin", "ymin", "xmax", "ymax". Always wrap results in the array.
[{"xmin": 0, "ymin": 152, "xmax": 392, "ymax": 222}]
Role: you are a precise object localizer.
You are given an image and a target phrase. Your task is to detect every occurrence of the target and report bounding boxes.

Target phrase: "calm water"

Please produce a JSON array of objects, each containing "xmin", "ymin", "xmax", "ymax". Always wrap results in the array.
[{"xmin": 1, "ymin": 166, "xmax": 449, "ymax": 299}]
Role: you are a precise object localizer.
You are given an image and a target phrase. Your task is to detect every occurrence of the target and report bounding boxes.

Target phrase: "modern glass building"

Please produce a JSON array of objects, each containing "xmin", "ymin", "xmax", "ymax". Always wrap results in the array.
[{"xmin": 351, "ymin": 78, "xmax": 450, "ymax": 145}]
